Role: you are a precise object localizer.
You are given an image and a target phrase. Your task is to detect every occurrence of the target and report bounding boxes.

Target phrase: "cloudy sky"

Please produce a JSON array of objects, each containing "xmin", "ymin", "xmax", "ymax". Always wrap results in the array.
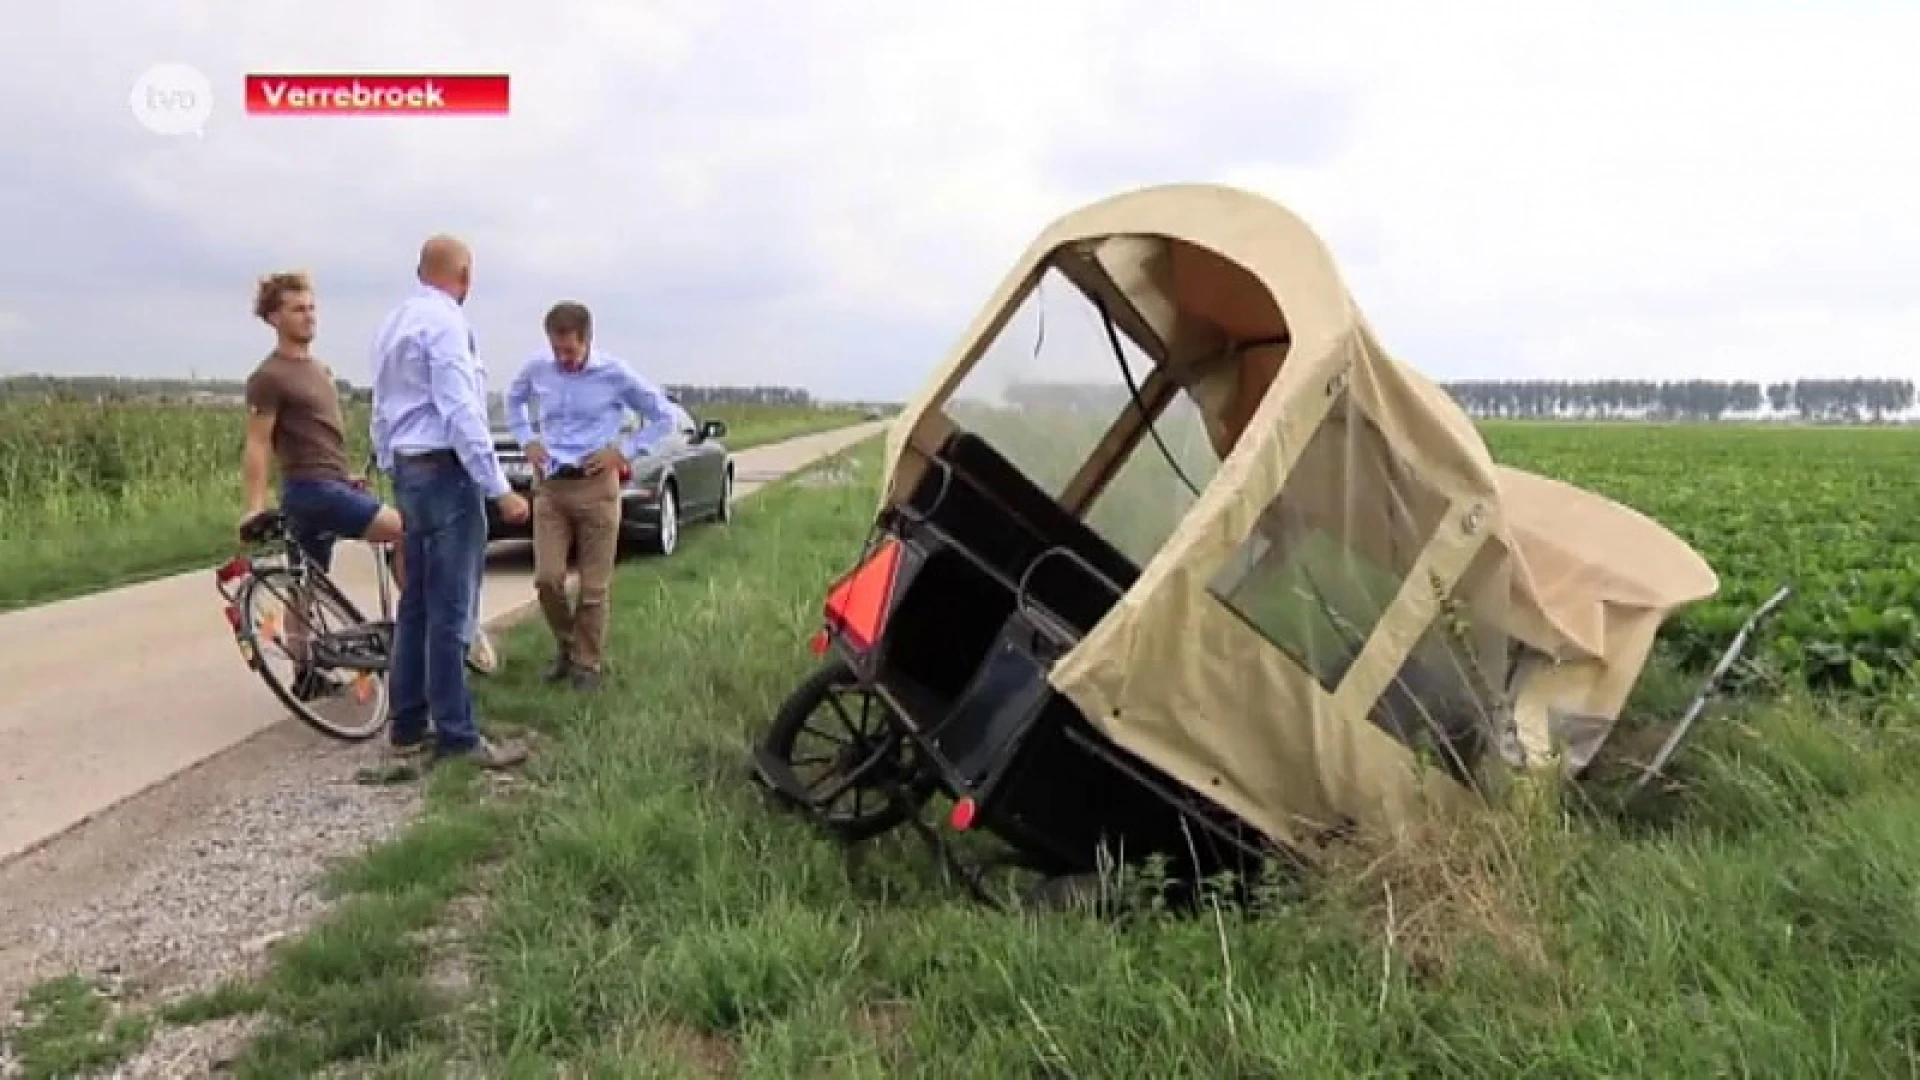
[{"xmin": 0, "ymin": 1, "xmax": 1913, "ymax": 401}]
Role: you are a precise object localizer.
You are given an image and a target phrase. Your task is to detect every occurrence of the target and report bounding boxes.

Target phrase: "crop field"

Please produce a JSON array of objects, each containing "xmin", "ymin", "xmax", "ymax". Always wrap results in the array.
[
  {"xmin": 12, "ymin": 421, "xmax": 1920, "ymax": 1077},
  {"xmin": 0, "ymin": 398, "xmax": 867, "ymax": 612}
]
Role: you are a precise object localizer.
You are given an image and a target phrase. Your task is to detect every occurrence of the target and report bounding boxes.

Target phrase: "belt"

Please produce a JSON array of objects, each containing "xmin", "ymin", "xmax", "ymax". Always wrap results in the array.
[
  {"xmin": 395, "ymin": 448, "xmax": 458, "ymax": 465},
  {"xmin": 547, "ymin": 464, "xmax": 589, "ymax": 480}
]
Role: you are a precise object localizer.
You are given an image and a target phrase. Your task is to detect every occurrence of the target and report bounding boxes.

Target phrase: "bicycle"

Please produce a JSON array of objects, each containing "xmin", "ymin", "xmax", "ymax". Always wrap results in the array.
[{"xmin": 215, "ymin": 506, "xmax": 397, "ymax": 740}]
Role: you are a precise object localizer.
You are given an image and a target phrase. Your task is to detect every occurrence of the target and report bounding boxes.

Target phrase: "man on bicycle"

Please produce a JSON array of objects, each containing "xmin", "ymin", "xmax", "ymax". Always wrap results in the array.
[{"xmin": 238, "ymin": 271, "xmax": 406, "ymax": 698}]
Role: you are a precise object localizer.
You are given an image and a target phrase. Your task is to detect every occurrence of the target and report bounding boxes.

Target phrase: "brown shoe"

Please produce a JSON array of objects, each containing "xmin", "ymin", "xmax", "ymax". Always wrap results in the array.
[{"xmin": 542, "ymin": 653, "xmax": 573, "ymax": 683}]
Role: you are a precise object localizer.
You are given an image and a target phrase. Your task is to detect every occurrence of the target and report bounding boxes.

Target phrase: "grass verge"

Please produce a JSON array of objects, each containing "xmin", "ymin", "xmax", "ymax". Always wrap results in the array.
[{"xmin": 18, "ymin": 432, "xmax": 1920, "ymax": 1075}]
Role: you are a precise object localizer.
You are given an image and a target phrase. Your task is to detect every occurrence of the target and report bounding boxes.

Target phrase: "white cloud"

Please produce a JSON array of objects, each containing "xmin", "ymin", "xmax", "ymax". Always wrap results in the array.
[
  {"xmin": 0, "ymin": 0, "xmax": 1913, "ymax": 396},
  {"xmin": 1219, "ymin": 2, "xmax": 1920, "ymax": 381}
]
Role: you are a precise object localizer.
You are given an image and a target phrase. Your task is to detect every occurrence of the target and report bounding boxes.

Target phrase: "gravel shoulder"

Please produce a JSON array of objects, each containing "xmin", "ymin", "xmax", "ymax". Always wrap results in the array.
[{"xmin": 0, "ymin": 717, "xmax": 423, "ymax": 1075}]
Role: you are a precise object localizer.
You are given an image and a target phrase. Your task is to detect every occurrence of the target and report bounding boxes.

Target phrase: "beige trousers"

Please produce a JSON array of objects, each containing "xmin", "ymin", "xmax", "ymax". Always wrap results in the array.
[{"xmin": 531, "ymin": 468, "xmax": 622, "ymax": 672}]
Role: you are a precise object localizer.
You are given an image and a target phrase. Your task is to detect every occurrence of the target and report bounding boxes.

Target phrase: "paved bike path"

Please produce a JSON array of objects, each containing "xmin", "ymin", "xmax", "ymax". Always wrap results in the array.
[{"xmin": 0, "ymin": 422, "xmax": 884, "ymax": 864}]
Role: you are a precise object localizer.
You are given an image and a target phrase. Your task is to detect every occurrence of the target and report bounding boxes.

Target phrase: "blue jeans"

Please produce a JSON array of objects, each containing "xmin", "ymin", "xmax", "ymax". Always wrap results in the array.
[
  {"xmin": 281, "ymin": 477, "xmax": 382, "ymax": 572},
  {"xmin": 387, "ymin": 453, "xmax": 487, "ymax": 753}
]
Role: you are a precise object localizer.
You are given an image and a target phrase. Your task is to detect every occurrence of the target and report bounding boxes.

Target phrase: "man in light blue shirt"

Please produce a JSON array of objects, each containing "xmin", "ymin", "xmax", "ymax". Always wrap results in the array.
[
  {"xmin": 368, "ymin": 234, "xmax": 530, "ymax": 768},
  {"xmin": 505, "ymin": 300, "xmax": 675, "ymax": 690}
]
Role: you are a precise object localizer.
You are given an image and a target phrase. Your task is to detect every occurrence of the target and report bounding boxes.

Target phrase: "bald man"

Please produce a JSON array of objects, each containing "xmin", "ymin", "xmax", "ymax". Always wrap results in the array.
[{"xmin": 369, "ymin": 234, "xmax": 530, "ymax": 768}]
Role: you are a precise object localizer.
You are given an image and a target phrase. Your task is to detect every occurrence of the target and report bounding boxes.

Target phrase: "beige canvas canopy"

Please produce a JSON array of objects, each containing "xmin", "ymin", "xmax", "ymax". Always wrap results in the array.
[{"xmin": 878, "ymin": 183, "xmax": 1717, "ymax": 851}]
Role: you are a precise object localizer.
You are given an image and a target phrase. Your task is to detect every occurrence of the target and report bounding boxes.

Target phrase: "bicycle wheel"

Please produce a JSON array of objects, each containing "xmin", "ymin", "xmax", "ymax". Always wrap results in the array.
[{"xmin": 236, "ymin": 566, "xmax": 389, "ymax": 741}]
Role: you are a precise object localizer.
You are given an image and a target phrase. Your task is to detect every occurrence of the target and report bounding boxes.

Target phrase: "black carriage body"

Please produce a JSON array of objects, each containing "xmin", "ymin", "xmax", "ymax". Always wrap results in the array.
[{"xmin": 817, "ymin": 429, "xmax": 1269, "ymax": 886}]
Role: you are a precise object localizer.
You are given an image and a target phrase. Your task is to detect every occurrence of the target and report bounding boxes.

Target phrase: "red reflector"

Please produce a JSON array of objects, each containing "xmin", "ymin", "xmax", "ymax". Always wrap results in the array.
[
  {"xmin": 822, "ymin": 539, "xmax": 902, "ymax": 652},
  {"xmin": 223, "ymin": 604, "xmax": 242, "ymax": 631},
  {"xmin": 807, "ymin": 628, "xmax": 829, "ymax": 655},
  {"xmin": 948, "ymin": 797, "xmax": 977, "ymax": 832},
  {"xmin": 214, "ymin": 556, "xmax": 248, "ymax": 584}
]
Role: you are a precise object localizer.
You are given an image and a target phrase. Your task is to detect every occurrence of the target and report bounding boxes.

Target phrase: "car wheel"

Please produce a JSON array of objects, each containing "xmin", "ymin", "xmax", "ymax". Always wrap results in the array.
[
  {"xmin": 646, "ymin": 481, "xmax": 679, "ymax": 556},
  {"xmin": 716, "ymin": 465, "xmax": 734, "ymax": 524}
]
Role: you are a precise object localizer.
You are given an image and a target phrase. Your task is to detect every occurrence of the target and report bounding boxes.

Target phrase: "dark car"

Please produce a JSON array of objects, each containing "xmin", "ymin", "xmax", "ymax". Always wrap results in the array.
[{"xmin": 485, "ymin": 414, "xmax": 735, "ymax": 556}]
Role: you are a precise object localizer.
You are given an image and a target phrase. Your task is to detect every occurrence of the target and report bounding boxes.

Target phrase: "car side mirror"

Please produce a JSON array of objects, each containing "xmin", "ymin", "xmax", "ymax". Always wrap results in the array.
[{"xmin": 698, "ymin": 420, "xmax": 727, "ymax": 442}]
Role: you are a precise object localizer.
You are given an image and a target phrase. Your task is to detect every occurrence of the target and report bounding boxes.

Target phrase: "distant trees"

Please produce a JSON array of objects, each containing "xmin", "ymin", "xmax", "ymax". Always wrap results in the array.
[
  {"xmin": 0, "ymin": 376, "xmax": 825, "ymax": 410},
  {"xmin": 663, "ymin": 385, "xmax": 812, "ymax": 408},
  {"xmin": 0, "ymin": 374, "xmax": 241, "ymax": 403},
  {"xmin": 972, "ymin": 377, "xmax": 1920, "ymax": 425},
  {"xmin": 8, "ymin": 373, "xmax": 1917, "ymax": 424},
  {"xmin": 1440, "ymin": 379, "xmax": 1916, "ymax": 422}
]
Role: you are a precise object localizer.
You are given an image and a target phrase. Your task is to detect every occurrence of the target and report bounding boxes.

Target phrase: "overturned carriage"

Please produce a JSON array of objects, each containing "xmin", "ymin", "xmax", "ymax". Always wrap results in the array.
[{"xmin": 763, "ymin": 183, "xmax": 1717, "ymax": 892}]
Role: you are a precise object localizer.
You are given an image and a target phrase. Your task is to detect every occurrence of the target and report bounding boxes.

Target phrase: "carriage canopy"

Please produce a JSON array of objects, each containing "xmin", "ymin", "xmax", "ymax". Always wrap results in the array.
[{"xmin": 877, "ymin": 184, "xmax": 1716, "ymax": 847}]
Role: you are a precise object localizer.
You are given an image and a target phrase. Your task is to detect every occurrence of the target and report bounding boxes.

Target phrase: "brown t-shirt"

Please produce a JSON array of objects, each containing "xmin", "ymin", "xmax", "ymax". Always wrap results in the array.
[{"xmin": 244, "ymin": 352, "xmax": 351, "ymax": 483}]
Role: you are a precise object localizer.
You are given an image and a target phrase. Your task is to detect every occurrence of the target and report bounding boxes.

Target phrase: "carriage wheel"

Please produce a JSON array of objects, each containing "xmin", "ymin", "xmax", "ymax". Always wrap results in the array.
[{"xmin": 758, "ymin": 658, "xmax": 933, "ymax": 844}]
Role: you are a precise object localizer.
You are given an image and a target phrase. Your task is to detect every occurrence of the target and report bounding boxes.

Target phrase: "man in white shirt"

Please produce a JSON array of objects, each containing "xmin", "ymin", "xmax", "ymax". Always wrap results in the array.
[{"xmin": 368, "ymin": 234, "xmax": 529, "ymax": 768}]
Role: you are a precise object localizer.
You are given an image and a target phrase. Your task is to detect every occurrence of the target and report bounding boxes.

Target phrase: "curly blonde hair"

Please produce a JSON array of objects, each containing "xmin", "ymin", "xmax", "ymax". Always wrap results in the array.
[{"xmin": 253, "ymin": 271, "xmax": 312, "ymax": 322}]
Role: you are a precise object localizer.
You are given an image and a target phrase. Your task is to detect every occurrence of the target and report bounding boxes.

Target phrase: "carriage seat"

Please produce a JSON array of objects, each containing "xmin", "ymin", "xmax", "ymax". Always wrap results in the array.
[{"xmin": 906, "ymin": 429, "xmax": 1141, "ymax": 636}]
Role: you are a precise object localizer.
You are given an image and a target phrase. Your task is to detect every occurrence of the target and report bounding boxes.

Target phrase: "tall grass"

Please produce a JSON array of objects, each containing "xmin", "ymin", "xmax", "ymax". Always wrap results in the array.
[
  {"xmin": 0, "ymin": 398, "xmax": 310, "ymax": 610},
  {"xmin": 0, "ymin": 398, "xmax": 293, "ymax": 521}
]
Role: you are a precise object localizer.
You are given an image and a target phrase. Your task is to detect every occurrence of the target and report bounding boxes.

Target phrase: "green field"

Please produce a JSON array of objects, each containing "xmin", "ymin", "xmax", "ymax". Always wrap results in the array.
[
  {"xmin": 12, "ymin": 421, "xmax": 1920, "ymax": 1076},
  {"xmin": 0, "ymin": 398, "xmax": 866, "ymax": 613}
]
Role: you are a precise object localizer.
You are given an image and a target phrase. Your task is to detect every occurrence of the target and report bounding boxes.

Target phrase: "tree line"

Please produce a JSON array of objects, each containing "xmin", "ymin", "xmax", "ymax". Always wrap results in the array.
[
  {"xmin": 662, "ymin": 385, "xmax": 812, "ymax": 407},
  {"xmin": 11, "ymin": 373, "xmax": 1915, "ymax": 423},
  {"xmin": 988, "ymin": 377, "xmax": 1920, "ymax": 424},
  {"xmin": 0, "ymin": 375, "xmax": 824, "ymax": 410},
  {"xmin": 1440, "ymin": 379, "xmax": 1917, "ymax": 422}
]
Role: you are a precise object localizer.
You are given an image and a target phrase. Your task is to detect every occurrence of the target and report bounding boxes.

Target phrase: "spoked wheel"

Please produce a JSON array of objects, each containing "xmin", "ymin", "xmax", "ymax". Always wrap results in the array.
[
  {"xmin": 237, "ymin": 567, "xmax": 388, "ymax": 741},
  {"xmin": 755, "ymin": 658, "xmax": 933, "ymax": 843}
]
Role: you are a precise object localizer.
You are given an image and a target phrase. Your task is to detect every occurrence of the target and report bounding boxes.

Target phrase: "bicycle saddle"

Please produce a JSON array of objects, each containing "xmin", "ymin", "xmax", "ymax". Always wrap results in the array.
[{"xmin": 238, "ymin": 508, "xmax": 288, "ymax": 544}]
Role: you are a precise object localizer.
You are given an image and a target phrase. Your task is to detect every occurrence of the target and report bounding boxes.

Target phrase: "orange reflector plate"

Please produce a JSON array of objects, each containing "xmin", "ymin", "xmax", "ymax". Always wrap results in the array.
[{"xmin": 822, "ymin": 539, "xmax": 902, "ymax": 652}]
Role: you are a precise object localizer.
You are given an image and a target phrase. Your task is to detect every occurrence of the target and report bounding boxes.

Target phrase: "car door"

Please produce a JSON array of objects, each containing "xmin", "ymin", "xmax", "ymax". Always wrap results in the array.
[{"xmin": 682, "ymin": 416, "xmax": 727, "ymax": 512}]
